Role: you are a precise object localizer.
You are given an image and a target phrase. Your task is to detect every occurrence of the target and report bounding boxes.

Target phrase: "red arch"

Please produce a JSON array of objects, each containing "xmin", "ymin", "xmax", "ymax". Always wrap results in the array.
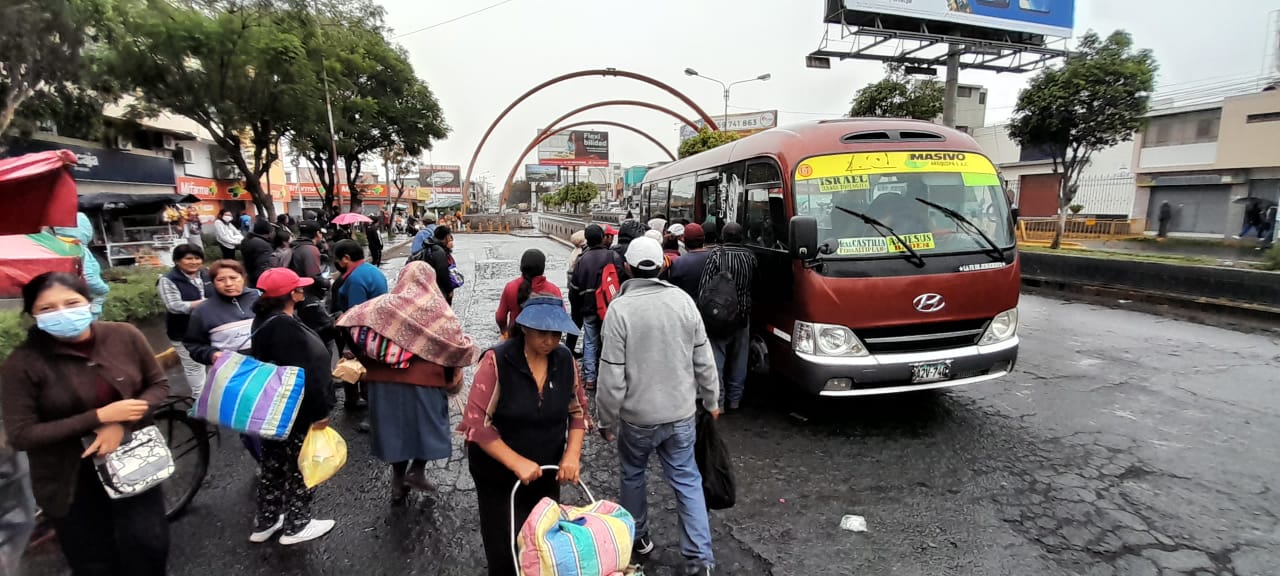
[
  {"xmin": 501, "ymin": 120, "xmax": 675, "ymax": 209},
  {"xmin": 462, "ymin": 69, "xmax": 720, "ymax": 211}
]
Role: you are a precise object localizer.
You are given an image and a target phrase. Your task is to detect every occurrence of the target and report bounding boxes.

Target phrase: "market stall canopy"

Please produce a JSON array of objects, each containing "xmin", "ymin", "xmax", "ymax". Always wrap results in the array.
[
  {"xmin": 0, "ymin": 233, "xmax": 80, "ymax": 298},
  {"xmin": 79, "ymin": 192, "xmax": 200, "ymax": 212},
  {"xmin": 0, "ymin": 150, "xmax": 79, "ymax": 234}
]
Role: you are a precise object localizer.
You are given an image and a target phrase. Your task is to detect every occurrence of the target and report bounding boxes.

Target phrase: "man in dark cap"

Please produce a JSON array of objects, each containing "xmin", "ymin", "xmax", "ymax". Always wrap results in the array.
[
  {"xmin": 701, "ymin": 219, "xmax": 720, "ymax": 248},
  {"xmin": 240, "ymin": 218, "xmax": 276, "ymax": 287},
  {"xmin": 569, "ymin": 224, "xmax": 626, "ymax": 390},
  {"xmin": 668, "ymin": 223, "xmax": 710, "ymax": 299},
  {"xmin": 613, "ymin": 219, "xmax": 648, "ymax": 262}
]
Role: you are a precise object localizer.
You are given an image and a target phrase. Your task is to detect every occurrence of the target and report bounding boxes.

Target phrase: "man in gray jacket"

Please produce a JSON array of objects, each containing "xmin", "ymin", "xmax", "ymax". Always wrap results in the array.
[{"xmin": 597, "ymin": 236, "xmax": 720, "ymax": 576}]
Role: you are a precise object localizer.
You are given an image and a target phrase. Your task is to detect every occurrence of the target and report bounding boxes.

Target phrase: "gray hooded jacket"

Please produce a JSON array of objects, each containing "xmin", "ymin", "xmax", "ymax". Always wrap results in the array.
[{"xmin": 596, "ymin": 277, "xmax": 719, "ymax": 430}]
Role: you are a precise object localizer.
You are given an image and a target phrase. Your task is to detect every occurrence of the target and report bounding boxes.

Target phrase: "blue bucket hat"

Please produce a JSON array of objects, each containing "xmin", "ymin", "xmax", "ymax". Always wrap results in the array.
[{"xmin": 516, "ymin": 296, "xmax": 581, "ymax": 336}]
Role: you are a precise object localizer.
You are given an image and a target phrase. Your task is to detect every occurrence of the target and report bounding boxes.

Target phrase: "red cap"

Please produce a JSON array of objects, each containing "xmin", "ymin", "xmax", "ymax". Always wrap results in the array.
[
  {"xmin": 256, "ymin": 268, "xmax": 315, "ymax": 298},
  {"xmin": 603, "ymin": 224, "xmax": 618, "ymax": 236}
]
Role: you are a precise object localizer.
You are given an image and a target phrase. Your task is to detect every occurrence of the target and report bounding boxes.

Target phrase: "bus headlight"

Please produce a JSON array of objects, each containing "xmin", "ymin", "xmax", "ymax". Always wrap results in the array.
[
  {"xmin": 979, "ymin": 308, "xmax": 1019, "ymax": 345},
  {"xmin": 794, "ymin": 321, "xmax": 868, "ymax": 357}
]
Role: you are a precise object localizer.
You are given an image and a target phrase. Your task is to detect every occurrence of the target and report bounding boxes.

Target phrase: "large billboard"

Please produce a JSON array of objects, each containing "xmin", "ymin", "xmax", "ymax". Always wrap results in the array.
[
  {"xmin": 842, "ymin": 0, "xmax": 1073, "ymax": 38},
  {"xmin": 525, "ymin": 164, "xmax": 560, "ymax": 183},
  {"xmin": 420, "ymin": 165, "xmax": 461, "ymax": 193},
  {"xmin": 537, "ymin": 130, "xmax": 609, "ymax": 167},
  {"xmin": 680, "ymin": 110, "xmax": 778, "ymax": 142}
]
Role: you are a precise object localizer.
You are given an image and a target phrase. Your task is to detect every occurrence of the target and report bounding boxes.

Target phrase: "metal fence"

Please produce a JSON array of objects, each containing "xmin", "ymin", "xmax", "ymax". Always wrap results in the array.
[{"xmin": 1017, "ymin": 217, "xmax": 1144, "ymax": 241}]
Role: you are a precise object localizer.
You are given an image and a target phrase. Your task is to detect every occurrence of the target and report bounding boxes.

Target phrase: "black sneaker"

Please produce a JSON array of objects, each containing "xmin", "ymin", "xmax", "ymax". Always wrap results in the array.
[{"xmin": 633, "ymin": 534, "xmax": 654, "ymax": 556}]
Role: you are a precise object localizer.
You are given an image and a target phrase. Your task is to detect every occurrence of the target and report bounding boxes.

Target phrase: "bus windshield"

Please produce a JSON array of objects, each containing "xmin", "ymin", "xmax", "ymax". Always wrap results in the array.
[{"xmin": 793, "ymin": 151, "xmax": 1015, "ymax": 259}]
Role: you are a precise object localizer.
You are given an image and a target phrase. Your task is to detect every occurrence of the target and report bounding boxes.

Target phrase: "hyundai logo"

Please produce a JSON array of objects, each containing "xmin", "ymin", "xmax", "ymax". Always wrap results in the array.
[{"xmin": 913, "ymin": 293, "xmax": 946, "ymax": 313}]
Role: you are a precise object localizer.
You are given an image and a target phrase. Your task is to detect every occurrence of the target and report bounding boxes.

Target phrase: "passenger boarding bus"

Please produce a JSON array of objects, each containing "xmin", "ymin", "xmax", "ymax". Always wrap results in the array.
[{"xmin": 640, "ymin": 119, "xmax": 1019, "ymax": 397}]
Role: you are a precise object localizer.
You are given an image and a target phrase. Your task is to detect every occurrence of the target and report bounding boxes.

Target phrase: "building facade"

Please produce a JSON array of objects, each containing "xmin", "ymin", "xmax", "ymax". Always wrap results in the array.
[{"xmin": 1133, "ymin": 90, "xmax": 1280, "ymax": 238}]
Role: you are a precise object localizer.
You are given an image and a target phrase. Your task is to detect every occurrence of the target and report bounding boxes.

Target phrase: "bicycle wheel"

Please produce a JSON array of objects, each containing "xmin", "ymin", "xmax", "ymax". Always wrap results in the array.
[{"xmin": 154, "ymin": 406, "xmax": 210, "ymax": 520}]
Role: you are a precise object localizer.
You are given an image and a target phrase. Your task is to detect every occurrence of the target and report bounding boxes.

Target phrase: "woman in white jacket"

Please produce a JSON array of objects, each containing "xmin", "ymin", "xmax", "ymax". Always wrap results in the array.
[{"xmin": 214, "ymin": 209, "xmax": 244, "ymax": 261}]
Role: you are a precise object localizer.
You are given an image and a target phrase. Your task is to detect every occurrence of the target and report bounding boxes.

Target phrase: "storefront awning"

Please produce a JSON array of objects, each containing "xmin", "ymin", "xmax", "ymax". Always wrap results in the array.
[{"xmin": 79, "ymin": 192, "xmax": 200, "ymax": 211}]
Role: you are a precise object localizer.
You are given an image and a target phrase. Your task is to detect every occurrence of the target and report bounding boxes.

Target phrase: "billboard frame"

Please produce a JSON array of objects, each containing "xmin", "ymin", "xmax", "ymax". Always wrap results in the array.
[{"xmin": 812, "ymin": 0, "xmax": 1069, "ymax": 75}]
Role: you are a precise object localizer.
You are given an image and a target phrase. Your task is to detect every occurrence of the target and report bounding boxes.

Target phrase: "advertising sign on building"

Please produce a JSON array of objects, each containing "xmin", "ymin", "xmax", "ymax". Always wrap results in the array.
[
  {"xmin": 525, "ymin": 164, "xmax": 560, "ymax": 183},
  {"xmin": 537, "ymin": 130, "xmax": 609, "ymax": 167},
  {"xmin": 420, "ymin": 165, "xmax": 462, "ymax": 193},
  {"xmin": 843, "ymin": 0, "xmax": 1074, "ymax": 38},
  {"xmin": 679, "ymin": 110, "xmax": 779, "ymax": 142},
  {"xmin": 6, "ymin": 138, "xmax": 177, "ymax": 186}
]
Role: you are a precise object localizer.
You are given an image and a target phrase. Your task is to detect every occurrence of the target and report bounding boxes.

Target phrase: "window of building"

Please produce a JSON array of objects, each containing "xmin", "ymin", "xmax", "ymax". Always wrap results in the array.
[
  {"xmin": 1195, "ymin": 117, "xmax": 1219, "ymax": 141},
  {"xmin": 957, "ymin": 87, "xmax": 974, "ymax": 99},
  {"xmin": 1143, "ymin": 110, "xmax": 1222, "ymax": 148},
  {"xmin": 978, "ymin": 91, "xmax": 987, "ymax": 106},
  {"xmin": 1247, "ymin": 112, "xmax": 1280, "ymax": 124}
]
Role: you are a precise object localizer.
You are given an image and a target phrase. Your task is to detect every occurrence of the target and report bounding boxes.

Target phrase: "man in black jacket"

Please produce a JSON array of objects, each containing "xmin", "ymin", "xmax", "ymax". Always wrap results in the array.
[
  {"xmin": 288, "ymin": 222, "xmax": 333, "ymax": 342},
  {"xmin": 419, "ymin": 225, "xmax": 458, "ymax": 304},
  {"xmin": 570, "ymin": 224, "xmax": 626, "ymax": 389},
  {"xmin": 240, "ymin": 219, "xmax": 275, "ymax": 287}
]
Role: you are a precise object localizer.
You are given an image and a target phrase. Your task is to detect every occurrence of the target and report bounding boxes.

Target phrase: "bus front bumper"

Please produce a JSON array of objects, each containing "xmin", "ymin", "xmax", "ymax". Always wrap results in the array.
[{"xmin": 792, "ymin": 337, "xmax": 1019, "ymax": 397}]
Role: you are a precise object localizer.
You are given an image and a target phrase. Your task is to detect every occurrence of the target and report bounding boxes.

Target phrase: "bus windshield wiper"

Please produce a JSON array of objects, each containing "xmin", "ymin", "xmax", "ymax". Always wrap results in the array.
[
  {"xmin": 915, "ymin": 197, "xmax": 1005, "ymax": 262},
  {"xmin": 831, "ymin": 205, "xmax": 926, "ymax": 268}
]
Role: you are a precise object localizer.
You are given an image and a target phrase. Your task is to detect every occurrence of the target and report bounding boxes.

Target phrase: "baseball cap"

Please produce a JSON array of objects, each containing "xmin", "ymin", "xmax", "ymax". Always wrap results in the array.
[
  {"xmin": 626, "ymin": 236, "xmax": 664, "ymax": 272},
  {"xmin": 683, "ymin": 223, "xmax": 705, "ymax": 243},
  {"xmin": 299, "ymin": 220, "xmax": 322, "ymax": 238},
  {"xmin": 603, "ymin": 224, "xmax": 618, "ymax": 236},
  {"xmin": 668, "ymin": 223, "xmax": 685, "ymax": 237},
  {"xmin": 256, "ymin": 268, "xmax": 314, "ymax": 298}
]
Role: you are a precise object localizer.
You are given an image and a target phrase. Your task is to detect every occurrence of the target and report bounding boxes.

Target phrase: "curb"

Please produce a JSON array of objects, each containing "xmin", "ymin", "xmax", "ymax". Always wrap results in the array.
[{"xmin": 1023, "ymin": 276, "xmax": 1280, "ymax": 333}]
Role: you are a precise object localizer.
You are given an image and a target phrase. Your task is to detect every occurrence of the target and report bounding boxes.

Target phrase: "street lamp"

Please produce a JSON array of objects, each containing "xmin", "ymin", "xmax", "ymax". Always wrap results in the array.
[{"xmin": 684, "ymin": 68, "xmax": 772, "ymax": 127}]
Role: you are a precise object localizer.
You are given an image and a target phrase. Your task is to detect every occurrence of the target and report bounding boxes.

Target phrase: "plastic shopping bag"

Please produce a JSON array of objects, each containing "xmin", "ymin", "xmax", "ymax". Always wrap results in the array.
[{"xmin": 298, "ymin": 427, "xmax": 347, "ymax": 488}]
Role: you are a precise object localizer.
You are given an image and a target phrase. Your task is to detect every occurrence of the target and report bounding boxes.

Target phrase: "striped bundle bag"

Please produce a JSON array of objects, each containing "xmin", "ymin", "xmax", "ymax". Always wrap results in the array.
[
  {"xmin": 190, "ymin": 352, "xmax": 305, "ymax": 440},
  {"xmin": 517, "ymin": 497, "xmax": 635, "ymax": 576}
]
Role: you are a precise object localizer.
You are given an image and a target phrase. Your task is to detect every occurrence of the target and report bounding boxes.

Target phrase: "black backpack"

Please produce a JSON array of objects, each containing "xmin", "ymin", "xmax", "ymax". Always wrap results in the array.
[{"xmin": 697, "ymin": 260, "xmax": 740, "ymax": 339}]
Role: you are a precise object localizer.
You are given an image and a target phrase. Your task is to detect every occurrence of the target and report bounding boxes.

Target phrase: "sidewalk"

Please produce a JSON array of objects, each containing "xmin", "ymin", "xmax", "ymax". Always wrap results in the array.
[{"xmin": 1077, "ymin": 237, "xmax": 1273, "ymax": 265}]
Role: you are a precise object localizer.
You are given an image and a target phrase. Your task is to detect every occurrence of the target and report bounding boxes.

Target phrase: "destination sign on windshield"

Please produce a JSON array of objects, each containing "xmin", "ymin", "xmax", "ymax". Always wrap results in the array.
[{"xmin": 836, "ymin": 233, "xmax": 937, "ymax": 256}]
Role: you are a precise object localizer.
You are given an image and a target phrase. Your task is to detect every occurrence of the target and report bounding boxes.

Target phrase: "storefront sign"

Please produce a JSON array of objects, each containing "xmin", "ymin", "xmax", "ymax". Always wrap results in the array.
[{"xmin": 7, "ymin": 138, "xmax": 176, "ymax": 186}]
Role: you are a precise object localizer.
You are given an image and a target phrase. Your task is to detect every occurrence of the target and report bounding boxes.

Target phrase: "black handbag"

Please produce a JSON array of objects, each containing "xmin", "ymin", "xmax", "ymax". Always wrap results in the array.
[{"xmin": 694, "ymin": 408, "xmax": 736, "ymax": 510}]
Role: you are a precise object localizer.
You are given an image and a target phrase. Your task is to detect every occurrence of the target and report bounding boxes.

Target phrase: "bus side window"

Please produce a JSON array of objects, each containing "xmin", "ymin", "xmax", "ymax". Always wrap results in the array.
[
  {"xmin": 670, "ymin": 177, "xmax": 695, "ymax": 223},
  {"xmin": 650, "ymin": 181, "xmax": 670, "ymax": 218},
  {"xmin": 744, "ymin": 187, "xmax": 787, "ymax": 250}
]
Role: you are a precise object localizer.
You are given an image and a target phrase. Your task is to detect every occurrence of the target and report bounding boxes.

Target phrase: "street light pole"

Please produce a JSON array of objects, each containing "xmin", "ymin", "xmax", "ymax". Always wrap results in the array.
[{"xmin": 684, "ymin": 68, "xmax": 772, "ymax": 129}]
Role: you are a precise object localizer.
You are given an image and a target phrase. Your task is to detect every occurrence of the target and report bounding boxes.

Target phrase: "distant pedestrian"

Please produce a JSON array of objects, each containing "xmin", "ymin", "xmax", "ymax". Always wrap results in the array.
[
  {"xmin": 1263, "ymin": 204, "xmax": 1277, "ymax": 246},
  {"xmin": 612, "ymin": 219, "xmax": 647, "ymax": 263},
  {"xmin": 185, "ymin": 206, "xmax": 204, "ymax": 248},
  {"xmin": 496, "ymin": 249, "xmax": 563, "ymax": 336},
  {"xmin": 699, "ymin": 222, "xmax": 757, "ymax": 411},
  {"xmin": 668, "ymin": 222, "xmax": 688, "ymax": 255},
  {"xmin": 669, "ymin": 223, "xmax": 710, "ymax": 299},
  {"xmin": 158, "ymin": 244, "xmax": 213, "ymax": 396},
  {"xmin": 1236, "ymin": 203, "xmax": 1266, "ymax": 240},
  {"xmin": 1157, "ymin": 201, "xmax": 1173, "ymax": 239},
  {"xmin": 565, "ymin": 230, "xmax": 587, "ymax": 356},
  {"xmin": 596, "ymin": 236, "xmax": 719, "ymax": 574},
  {"xmin": 215, "ymin": 210, "xmax": 244, "ymax": 261},
  {"xmin": 366, "ymin": 221, "xmax": 384, "ymax": 267},
  {"xmin": 239, "ymin": 213, "xmax": 252, "ymax": 234},
  {"xmin": 701, "ymin": 219, "xmax": 720, "ymax": 247},
  {"xmin": 338, "ymin": 262, "xmax": 479, "ymax": 501},
  {"xmin": 419, "ymin": 226, "xmax": 460, "ymax": 305},
  {"xmin": 2, "ymin": 273, "xmax": 171, "ymax": 575},
  {"xmin": 411, "ymin": 217, "xmax": 437, "ymax": 255},
  {"xmin": 249, "ymin": 268, "xmax": 337, "ymax": 545},
  {"xmin": 240, "ymin": 219, "xmax": 276, "ymax": 288},
  {"xmin": 460, "ymin": 296, "xmax": 587, "ymax": 576},
  {"xmin": 569, "ymin": 224, "xmax": 626, "ymax": 390},
  {"xmin": 288, "ymin": 221, "xmax": 333, "ymax": 342}
]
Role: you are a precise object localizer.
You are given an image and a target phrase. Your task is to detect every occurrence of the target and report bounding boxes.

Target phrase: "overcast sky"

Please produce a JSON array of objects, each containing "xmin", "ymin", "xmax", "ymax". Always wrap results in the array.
[{"xmin": 378, "ymin": 0, "xmax": 1279, "ymax": 185}]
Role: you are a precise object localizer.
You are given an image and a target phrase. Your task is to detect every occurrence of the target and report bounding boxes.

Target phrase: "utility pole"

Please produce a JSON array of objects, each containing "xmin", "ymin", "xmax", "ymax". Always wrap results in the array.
[
  {"xmin": 322, "ymin": 64, "xmax": 340, "ymax": 212},
  {"xmin": 942, "ymin": 46, "xmax": 961, "ymax": 128}
]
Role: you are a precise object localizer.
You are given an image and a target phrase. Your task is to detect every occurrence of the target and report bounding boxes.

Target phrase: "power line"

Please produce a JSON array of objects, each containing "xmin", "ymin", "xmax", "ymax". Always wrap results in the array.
[{"xmin": 393, "ymin": 0, "xmax": 519, "ymax": 39}]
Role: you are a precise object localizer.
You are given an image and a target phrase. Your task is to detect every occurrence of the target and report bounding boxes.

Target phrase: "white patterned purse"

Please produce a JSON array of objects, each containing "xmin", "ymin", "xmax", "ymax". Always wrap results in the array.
[{"xmin": 91, "ymin": 425, "xmax": 174, "ymax": 499}]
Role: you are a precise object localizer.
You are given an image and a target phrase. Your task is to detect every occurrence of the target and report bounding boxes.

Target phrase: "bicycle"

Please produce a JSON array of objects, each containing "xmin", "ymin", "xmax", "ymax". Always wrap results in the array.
[{"xmin": 152, "ymin": 395, "xmax": 213, "ymax": 520}]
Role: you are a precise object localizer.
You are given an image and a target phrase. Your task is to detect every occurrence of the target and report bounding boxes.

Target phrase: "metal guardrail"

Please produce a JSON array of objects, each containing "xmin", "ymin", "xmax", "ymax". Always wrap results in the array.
[{"xmin": 1017, "ymin": 217, "xmax": 1145, "ymax": 242}]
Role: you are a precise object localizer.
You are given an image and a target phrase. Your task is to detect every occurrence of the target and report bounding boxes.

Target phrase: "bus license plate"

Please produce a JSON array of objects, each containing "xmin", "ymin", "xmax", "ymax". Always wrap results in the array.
[{"xmin": 911, "ymin": 361, "xmax": 953, "ymax": 383}]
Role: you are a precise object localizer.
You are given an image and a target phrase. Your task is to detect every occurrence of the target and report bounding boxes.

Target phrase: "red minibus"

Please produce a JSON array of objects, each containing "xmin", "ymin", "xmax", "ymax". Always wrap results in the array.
[{"xmin": 639, "ymin": 119, "xmax": 1020, "ymax": 396}]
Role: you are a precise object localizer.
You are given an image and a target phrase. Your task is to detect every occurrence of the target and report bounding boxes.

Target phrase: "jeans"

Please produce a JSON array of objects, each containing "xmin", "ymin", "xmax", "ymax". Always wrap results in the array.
[
  {"xmin": 582, "ymin": 317, "xmax": 602, "ymax": 383},
  {"xmin": 617, "ymin": 417, "xmax": 714, "ymax": 572},
  {"xmin": 170, "ymin": 340, "xmax": 206, "ymax": 398},
  {"xmin": 712, "ymin": 326, "xmax": 750, "ymax": 407}
]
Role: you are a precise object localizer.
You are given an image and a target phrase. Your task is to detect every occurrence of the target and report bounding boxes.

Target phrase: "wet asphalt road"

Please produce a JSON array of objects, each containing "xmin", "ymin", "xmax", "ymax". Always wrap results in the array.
[{"xmin": 26, "ymin": 233, "xmax": 1280, "ymax": 576}]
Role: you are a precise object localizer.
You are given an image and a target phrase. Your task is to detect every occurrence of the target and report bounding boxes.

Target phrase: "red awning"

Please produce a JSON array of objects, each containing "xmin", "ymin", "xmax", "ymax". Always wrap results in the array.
[{"xmin": 0, "ymin": 149, "xmax": 79, "ymax": 234}]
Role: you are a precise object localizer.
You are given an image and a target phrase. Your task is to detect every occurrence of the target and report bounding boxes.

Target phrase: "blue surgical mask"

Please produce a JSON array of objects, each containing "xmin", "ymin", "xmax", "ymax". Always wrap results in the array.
[{"xmin": 35, "ymin": 305, "xmax": 94, "ymax": 340}]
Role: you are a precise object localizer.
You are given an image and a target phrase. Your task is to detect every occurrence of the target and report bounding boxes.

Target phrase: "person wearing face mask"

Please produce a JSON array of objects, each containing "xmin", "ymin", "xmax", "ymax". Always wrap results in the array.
[
  {"xmin": 1, "ymin": 272, "xmax": 171, "ymax": 574},
  {"xmin": 157, "ymin": 244, "xmax": 213, "ymax": 397},
  {"xmin": 248, "ymin": 268, "xmax": 337, "ymax": 545},
  {"xmin": 214, "ymin": 210, "xmax": 244, "ymax": 262}
]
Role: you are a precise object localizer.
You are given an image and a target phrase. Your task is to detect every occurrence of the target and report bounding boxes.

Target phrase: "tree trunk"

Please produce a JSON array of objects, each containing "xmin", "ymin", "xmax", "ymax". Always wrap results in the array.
[{"xmin": 1052, "ymin": 177, "xmax": 1068, "ymax": 250}]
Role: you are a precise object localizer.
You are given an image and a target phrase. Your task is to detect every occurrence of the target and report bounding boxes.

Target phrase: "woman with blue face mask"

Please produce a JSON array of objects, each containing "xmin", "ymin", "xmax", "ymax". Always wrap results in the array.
[{"xmin": 0, "ymin": 272, "xmax": 171, "ymax": 575}]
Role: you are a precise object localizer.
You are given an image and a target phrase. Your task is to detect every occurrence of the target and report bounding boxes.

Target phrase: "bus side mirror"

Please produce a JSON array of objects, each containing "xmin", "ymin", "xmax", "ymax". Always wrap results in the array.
[{"xmin": 789, "ymin": 216, "xmax": 818, "ymax": 260}]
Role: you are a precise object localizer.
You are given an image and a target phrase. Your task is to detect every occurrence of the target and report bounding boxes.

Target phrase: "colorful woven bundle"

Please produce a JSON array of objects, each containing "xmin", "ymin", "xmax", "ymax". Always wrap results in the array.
[
  {"xmin": 518, "ymin": 497, "xmax": 635, "ymax": 576},
  {"xmin": 191, "ymin": 352, "xmax": 305, "ymax": 440}
]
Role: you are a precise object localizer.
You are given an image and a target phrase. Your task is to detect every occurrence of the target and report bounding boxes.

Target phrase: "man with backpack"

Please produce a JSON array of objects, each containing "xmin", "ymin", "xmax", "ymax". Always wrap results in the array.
[
  {"xmin": 411, "ymin": 225, "xmax": 461, "ymax": 305},
  {"xmin": 570, "ymin": 224, "xmax": 626, "ymax": 391},
  {"xmin": 596, "ymin": 235, "xmax": 720, "ymax": 575},
  {"xmin": 288, "ymin": 221, "xmax": 334, "ymax": 342},
  {"xmin": 698, "ymin": 223, "xmax": 756, "ymax": 412}
]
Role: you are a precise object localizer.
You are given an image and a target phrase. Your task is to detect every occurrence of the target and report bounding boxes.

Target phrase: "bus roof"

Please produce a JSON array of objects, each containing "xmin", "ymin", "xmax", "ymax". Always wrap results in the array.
[{"xmin": 645, "ymin": 118, "xmax": 985, "ymax": 182}]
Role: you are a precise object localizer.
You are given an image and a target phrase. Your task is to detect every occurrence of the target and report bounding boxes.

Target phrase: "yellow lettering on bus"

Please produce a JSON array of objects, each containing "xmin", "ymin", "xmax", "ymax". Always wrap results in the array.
[{"xmin": 798, "ymin": 152, "xmax": 997, "ymax": 180}]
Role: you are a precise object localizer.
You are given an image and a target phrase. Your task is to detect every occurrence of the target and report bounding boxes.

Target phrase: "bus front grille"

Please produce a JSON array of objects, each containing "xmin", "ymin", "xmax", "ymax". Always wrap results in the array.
[{"xmin": 857, "ymin": 319, "xmax": 990, "ymax": 354}]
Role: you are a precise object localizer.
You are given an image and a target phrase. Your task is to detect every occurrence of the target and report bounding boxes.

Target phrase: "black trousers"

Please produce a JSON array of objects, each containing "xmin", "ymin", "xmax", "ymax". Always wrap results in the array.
[
  {"xmin": 51, "ymin": 462, "xmax": 168, "ymax": 576},
  {"xmin": 468, "ymin": 444, "xmax": 560, "ymax": 576},
  {"xmin": 219, "ymin": 244, "xmax": 237, "ymax": 262}
]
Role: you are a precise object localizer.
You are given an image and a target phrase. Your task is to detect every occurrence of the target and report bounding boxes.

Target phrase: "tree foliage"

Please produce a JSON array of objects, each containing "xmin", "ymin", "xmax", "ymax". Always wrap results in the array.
[
  {"xmin": 0, "ymin": 0, "xmax": 116, "ymax": 146},
  {"xmin": 541, "ymin": 182, "xmax": 598, "ymax": 213},
  {"xmin": 848, "ymin": 66, "xmax": 944, "ymax": 121},
  {"xmin": 293, "ymin": 6, "xmax": 447, "ymax": 212},
  {"xmin": 104, "ymin": 0, "xmax": 324, "ymax": 220},
  {"xmin": 678, "ymin": 128, "xmax": 741, "ymax": 159},
  {"xmin": 1008, "ymin": 30, "xmax": 1157, "ymax": 248},
  {"xmin": 381, "ymin": 144, "xmax": 419, "ymax": 210}
]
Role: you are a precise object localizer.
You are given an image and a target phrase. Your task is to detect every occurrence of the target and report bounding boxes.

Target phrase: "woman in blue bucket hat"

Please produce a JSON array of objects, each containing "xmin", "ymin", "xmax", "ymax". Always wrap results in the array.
[{"xmin": 459, "ymin": 295, "xmax": 589, "ymax": 576}]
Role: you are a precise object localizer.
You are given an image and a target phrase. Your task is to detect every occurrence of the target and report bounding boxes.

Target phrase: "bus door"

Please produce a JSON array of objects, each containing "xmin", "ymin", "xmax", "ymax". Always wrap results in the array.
[
  {"xmin": 695, "ymin": 170, "xmax": 720, "ymax": 224},
  {"xmin": 740, "ymin": 159, "xmax": 794, "ymax": 322}
]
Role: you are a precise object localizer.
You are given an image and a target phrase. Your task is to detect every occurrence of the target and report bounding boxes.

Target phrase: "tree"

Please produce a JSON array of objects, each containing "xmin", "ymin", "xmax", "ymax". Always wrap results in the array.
[
  {"xmin": 848, "ymin": 65, "xmax": 944, "ymax": 120},
  {"xmin": 381, "ymin": 144, "xmax": 419, "ymax": 213},
  {"xmin": 292, "ymin": 10, "xmax": 446, "ymax": 213},
  {"xmin": 0, "ymin": 0, "xmax": 114, "ymax": 147},
  {"xmin": 1008, "ymin": 30, "xmax": 1156, "ymax": 249},
  {"xmin": 678, "ymin": 128, "xmax": 741, "ymax": 159},
  {"xmin": 508, "ymin": 179, "xmax": 533, "ymax": 206},
  {"xmin": 105, "ymin": 0, "xmax": 323, "ymax": 220}
]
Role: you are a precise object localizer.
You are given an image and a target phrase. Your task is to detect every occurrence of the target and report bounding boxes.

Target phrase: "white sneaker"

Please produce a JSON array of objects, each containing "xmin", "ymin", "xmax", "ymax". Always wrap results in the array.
[
  {"xmin": 249, "ymin": 515, "xmax": 284, "ymax": 543},
  {"xmin": 278, "ymin": 519, "xmax": 336, "ymax": 546}
]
